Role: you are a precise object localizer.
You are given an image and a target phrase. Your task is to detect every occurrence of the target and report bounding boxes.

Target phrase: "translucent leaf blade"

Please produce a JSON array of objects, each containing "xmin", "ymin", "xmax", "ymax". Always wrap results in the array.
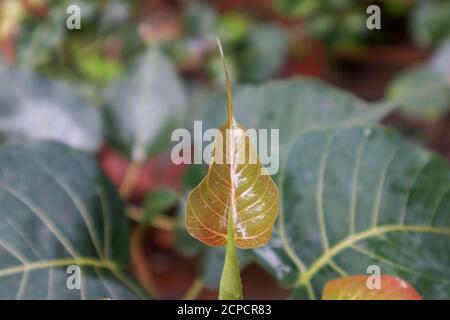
[{"xmin": 186, "ymin": 123, "xmax": 279, "ymax": 249}]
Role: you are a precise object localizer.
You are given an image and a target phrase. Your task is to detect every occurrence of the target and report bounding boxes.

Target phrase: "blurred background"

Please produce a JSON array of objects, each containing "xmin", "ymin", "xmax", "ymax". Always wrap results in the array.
[{"xmin": 0, "ymin": 0, "xmax": 449, "ymax": 299}]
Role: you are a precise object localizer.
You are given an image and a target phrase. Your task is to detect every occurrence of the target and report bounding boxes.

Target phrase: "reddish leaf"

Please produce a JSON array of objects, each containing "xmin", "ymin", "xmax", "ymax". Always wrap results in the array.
[
  {"xmin": 322, "ymin": 275, "xmax": 422, "ymax": 300},
  {"xmin": 99, "ymin": 147, "xmax": 186, "ymax": 203}
]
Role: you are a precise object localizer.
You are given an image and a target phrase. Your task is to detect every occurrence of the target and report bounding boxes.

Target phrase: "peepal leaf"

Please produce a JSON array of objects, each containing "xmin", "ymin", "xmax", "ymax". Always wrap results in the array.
[
  {"xmin": 0, "ymin": 141, "xmax": 147, "ymax": 299},
  {"xmin": 0, "ymin": 62, "xmax": 102, "ymax": 152},
  {"xmin": 185, "ymin": 46, "xmax": 279, "ymax": 249},
  {"xmin": 410, "ymin": 0, "xmax": 450, "ymax": 47},
  {"xmin": 238, "ymin": 24, "xmax": 288, "ymax": 82},
  {"xmin": 178, "ymin": 77, "xmax": 393, "ymax": 290},
  {"xmin": 322, "ymin": 275, "xmax": 422, "ymax": 300},
  {"xmin": 103, "ymin": 48, "xmax": 186, "ymax": 162},
  {"xmin": 254, "ymin": 127, "xmax": 450, "ymax": 299},
  {"xmin": 386, "ymin": 39, "xmax": 450, "ymax": 119},
  {"xmin": 386, "ymin": 66, "xmax": 450, "ymax": 119}
]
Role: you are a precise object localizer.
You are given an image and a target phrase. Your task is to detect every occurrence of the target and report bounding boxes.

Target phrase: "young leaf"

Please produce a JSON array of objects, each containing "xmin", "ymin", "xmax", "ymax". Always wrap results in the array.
[
  {"xmin": 185, "ymin": 42, "xmax": 279, "ymax": 249},
  {"xmin": 322, "ymin": 275, "xmax": 422, "ymax": 300},
  {"xmin": 0, "ymin": 62, "xmax": 102, "ymax": 152}
]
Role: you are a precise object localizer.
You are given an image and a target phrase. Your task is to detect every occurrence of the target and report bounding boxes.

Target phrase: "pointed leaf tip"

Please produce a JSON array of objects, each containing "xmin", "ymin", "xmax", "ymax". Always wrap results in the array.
[{"xmin": 216, "ymin": 36, "xmax": 224, "ymax": 58}]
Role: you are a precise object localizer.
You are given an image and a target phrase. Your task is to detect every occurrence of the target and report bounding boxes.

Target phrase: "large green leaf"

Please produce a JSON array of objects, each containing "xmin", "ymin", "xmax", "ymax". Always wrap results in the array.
[
  {"xmin": 238, "ymin": 24, "xmax": 288, "ymax": 82},
  {"xmin": 103, "ymin": 48, "xmax": 186, "ymax": 162},
  {"xmin": 192, "ymin": 78, "xmax": 391, "ymax": 147},
  {"xmin": 15, "ymin": 4, "xmax": 67, "ymax": 69},
  {"xmin": 386, "ymin": 66, "xmax": 450, "ymax": 119},
  {"xmin": 254, "ymin": 126, "xmax": 450, "ymax": 299},
  {"xmin": 0, "ymin": 62, "xmax": 102, "ymax": 152},
  {"xmin": 429, "ymin": 38, "xmax": 450, "ymax": 80},
  {"xmin": 0, "ymin": 141, "xmax": 147, "ymax": 299},
  {"xmin": 385, "ymin": 39, "xmax": 450, "ymax": 119}
]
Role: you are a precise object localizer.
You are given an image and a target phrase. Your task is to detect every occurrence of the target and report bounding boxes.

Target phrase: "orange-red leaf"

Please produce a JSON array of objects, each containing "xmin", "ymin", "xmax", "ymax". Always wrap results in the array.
[
  {"xmin": 185, "ymin": 41, "xmax": 279, "ymax": 249},
  {"xmin": 322, "ymin": 275, "xmax": 422, "ymax": 300}
]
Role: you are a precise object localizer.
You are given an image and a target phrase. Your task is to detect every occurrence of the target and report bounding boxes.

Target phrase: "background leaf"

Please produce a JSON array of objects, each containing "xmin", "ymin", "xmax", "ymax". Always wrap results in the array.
[
  {"xmin": 385, "ymin": 39, "xmax": 450, "ymax": 119},
  {"xmin": 254, "ymin": 126, "xmax": 450, "ymax": 299},
  {"xmin": 0, "ymin": 141, "xmax": 147, "ymax": 299},
  {"xmin": 429, "ymin": 38, "xmax": 450, "ymax": 80},
  {"xmin": 237, "ymin": 24, "xmax": 288, "ymax": 82},
  {"xmin": 410, "ymin": 0, "xmax": 450, "ymax": 47},
  {"xmin": 103, "ymin": 48, "xmax": 187, "ymax": 162},
  {"xmin": 192, "ymin": 78, "xmax": 390, "ymax": 147},
  {"xmin": 386, "ymin": 66, "xmax": 450, "ymax": 119},
  {"xmin": 322, "ymin": 275, "xmax": 422, "ymax": 300},
  {"xmin": 142, "ymin": 188, "xmax": 179, "ymax": 225},
  {"xmin": 0, "ymin": 62, "xmax": 102, "ymax": 152}
]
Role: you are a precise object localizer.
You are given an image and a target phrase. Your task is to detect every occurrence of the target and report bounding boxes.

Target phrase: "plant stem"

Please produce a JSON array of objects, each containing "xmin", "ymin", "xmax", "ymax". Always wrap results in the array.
[
  {"xmin": 130, "ymin": 226, "xmax": 159, "ymax": 298},
  {"xmin": 126, "ymin": 205, "xmax": 178, "ymax": 231},
  {"xmin": 218, "ymin": 208, "xmax": 243, "ymax": 300},
  {"xmin": 182, "ymin": 277, "xmax": 204, "ymax": 300},
  {"xmin": 119, "ymin": 162, "xmax": 141, "ymax": 199}
]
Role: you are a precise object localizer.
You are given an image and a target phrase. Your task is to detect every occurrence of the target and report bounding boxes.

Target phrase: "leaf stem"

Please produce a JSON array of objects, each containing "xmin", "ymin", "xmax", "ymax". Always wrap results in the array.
[
  {"xmin": 181, "ymin": 277, "xmax": 204, "ymax": 300},
  {"xmin": 219, "ymin": 207, "xmax": 243, "ymax": 300},
  {"xmin": 119, "ymin": 162, "xmax": 141, "ymax": 199},
  {"xmin": 126, "ymin": 205, "xmax": 177, "ymax": 231}
]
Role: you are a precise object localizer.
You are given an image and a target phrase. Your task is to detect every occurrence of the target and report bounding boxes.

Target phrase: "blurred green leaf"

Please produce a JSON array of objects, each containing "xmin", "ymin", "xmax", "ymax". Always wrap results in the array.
[
  {"xmin": 386, "ymin": 40, "xmax": 450, "ymax": 119},
  {"xmin": 216, "ymin": 13, "xmax": 249, "ymax": 46},
  {"xmin": 275, "ymin": 0, "xmax": 367, "ymax": 48},
  {"xmin": 16, "ymin": 5, "xmax": 67, "ymax": 69},
  {"xmin": 0, "ymin": 141, "xmax": 148, "ymax": 299},
  {"xmin": 274, "ymin": 0, "xmax": 321, "ymax": 17},
  {"xmin": 410, "ymin": 0, "xmax": 450, "ymax": 47},
  {"xmin": 194, "ymin": 78, "xmax": 390, "ymax": 146},
  {"xmin": 103, "ymin": 48, "xmax": 187, "ymax": 162},
  {"xmin": 238, "ymin": 24, "xmax": 288, "ymax": 82},
  {"xmin": 76, "ymin": 54, "xmax": 123, "ymax": 85},
  {"xmin": 143, "ymin": 188, "xmax": 179, "ymax": 225},
  {"xmin": 429, "ymin": 38, "xmax": 450, "ymax": 79},
  {"xmin": 255, "ymin": 126, "xmax": 450, "ymax": 299},
  {"xmin": 15, "ymin": 0, "xmax": 138, "ymax": 83},
  {"xmin": 97, "ymin": 0, "xmax": 131, "ymax": 34},
  {"xmin": 384, "ymin": 0, "xmax": 413, "ymax": 16},
  {"xmin": 183, "ymin": 1, "xmax": 217, "ymax": 37},
  {"xmin": 386, "ymin": 66, "xmax": 450, "ymax": 119},
  {"xmin": 0, "ymin": 61, "xmax": 102, "ymax": 152}
]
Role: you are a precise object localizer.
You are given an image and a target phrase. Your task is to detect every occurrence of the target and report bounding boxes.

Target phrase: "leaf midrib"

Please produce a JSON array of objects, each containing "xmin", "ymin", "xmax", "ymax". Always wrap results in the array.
[
  {"xmin": 297, "ymin": 224, "xmax": 450, "ymax": 286},
  {"xmin": 0, "ymin": 257, "xmax": 118, "ymax": 278}
]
